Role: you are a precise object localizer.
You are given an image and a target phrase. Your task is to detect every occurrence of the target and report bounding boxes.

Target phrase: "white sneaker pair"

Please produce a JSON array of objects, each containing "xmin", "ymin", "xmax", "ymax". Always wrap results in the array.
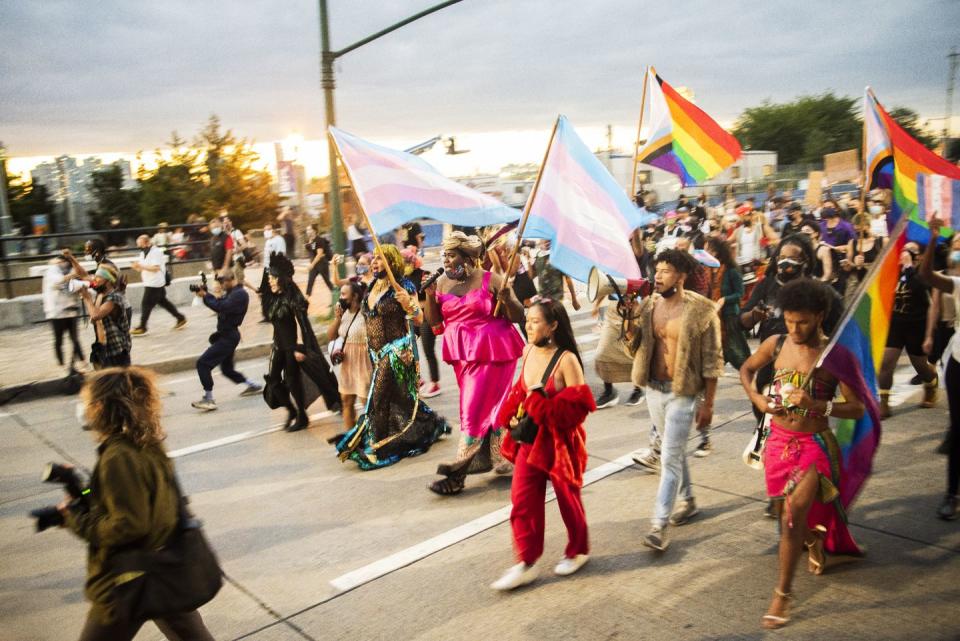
[{"xmin": 490, "ymin": 555, "xmax": 589, "ymax": 591}]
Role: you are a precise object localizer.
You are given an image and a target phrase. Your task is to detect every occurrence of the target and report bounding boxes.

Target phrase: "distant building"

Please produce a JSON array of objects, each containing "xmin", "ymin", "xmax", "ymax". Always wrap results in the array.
[{"xmin": 29, "ymin": 155, "xmax": 136, "ymax": 230}]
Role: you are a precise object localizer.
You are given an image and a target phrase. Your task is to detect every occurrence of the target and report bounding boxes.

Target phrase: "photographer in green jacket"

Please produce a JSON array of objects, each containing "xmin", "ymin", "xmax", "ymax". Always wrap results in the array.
[{"xmin": 61, "ymin": 367, "xmax": 215, "ymax": 641}]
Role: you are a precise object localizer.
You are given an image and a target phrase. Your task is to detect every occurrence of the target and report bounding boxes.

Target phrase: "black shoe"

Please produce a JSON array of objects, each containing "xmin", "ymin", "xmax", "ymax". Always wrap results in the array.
[
  {"xmin": 937, "ymin": 495, "xmax": 958, "ymax": 520},
  {"xmin": 625, "ymin": 387, "xmax": 645, "ymax": 406},
  {"xmin": 937, "ymin": 435, "xmax": 950, "ymax": 455},
  {"xmin": 286, "ymin": 412, "xmax": 309, "ymax": 432},
  {"xmin": 595, "ymin": 389, "xmax": 620, "ymax": 409},
  {"xmin": 909, "ymin": 374, "xmax": 923, "ymax": 385}
]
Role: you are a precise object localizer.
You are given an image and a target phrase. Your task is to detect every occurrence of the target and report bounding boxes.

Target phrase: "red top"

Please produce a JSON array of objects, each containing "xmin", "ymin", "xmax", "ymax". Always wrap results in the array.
[{"xmin": 497, "ymin": 352, "xmax": 595, "ymax": 487}]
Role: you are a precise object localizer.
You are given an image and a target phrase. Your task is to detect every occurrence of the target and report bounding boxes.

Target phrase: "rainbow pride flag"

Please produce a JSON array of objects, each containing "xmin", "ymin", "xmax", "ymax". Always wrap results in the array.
[
  {"xmin": 863, "ymin": 89, "xmax": 960, "ymax": 240},
  {"xmin": 328, "ymin": 126, "xmax": 519, "ymax": 231},
  {"xmin": 817, "ymin": 217, "xmax": 906, "ymax": 506},
  {"xmin": 522, "ymin": 115, "xmax": 654, "ymax": 282},
  {"xmin": 635, "ymin": 68, "xmax": 742, "ymax": 186}
]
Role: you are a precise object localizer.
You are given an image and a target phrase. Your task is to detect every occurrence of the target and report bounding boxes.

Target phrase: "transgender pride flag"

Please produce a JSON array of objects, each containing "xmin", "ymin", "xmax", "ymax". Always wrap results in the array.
[
  {"xmin": 329, "ymin": 126, "xmax": 519, "ymax": 231},
  {"xmin": 523, "ymin": 116, "xmax": 654, "ymax": 282},
  {"xmin": 917, "ymin": 173, "xmax": 960, "ymax": 230}
]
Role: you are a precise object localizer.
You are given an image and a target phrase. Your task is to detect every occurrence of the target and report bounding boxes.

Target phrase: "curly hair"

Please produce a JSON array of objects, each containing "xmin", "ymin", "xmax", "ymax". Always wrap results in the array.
[
  {"xmin": 82, "ymin": 367, "xmax": 166, "ymax": 448},
  {"xmin": 655, "ymin": 248, "xmax": 697, "ymax": 275},
  {"xmin": 778, "ymin": 278, "xmax": 832, "ymax": 316},
  {"xmin": 705, "ymin": 236, "xmax": 738, "ymax": 271},
  {"xmin": 770, "ymin": 233, "xmax": 817, "ymax": 279},
  {"xmin": 376, "ymin": 244, "xmax": 406, "ymax": 280}
]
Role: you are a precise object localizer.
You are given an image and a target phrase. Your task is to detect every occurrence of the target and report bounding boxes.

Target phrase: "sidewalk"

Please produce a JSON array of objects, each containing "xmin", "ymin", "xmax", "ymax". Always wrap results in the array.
[{"xmin": 0, "ymin": 263, "xmax": 336, "ymax": 393}]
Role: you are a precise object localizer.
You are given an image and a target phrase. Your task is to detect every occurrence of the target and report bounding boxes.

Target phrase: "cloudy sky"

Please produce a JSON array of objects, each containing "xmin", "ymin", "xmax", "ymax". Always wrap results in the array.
[{"xmin": 2, "ymin": 0, "xmax": 958, "ymax": 177}]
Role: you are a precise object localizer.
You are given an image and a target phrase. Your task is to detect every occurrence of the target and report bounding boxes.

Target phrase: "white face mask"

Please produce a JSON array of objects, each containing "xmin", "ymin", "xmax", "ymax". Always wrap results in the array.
[
  {"xmin": 868, "ymin": 205, "xmax": 883, "ymax": 215},
  {"xmin": 75, "ymin": 400, "xmax": 90, "ymax": 431},
  {"xmin": 263, "ymin": 229, "xmax": 273, "ymax": 239}
]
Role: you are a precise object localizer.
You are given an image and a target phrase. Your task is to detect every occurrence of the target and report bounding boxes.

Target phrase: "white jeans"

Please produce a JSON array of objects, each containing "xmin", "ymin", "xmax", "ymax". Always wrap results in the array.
[{"xmin": 645, "ymin": 385, "xmax": 696, "ymax": 528}]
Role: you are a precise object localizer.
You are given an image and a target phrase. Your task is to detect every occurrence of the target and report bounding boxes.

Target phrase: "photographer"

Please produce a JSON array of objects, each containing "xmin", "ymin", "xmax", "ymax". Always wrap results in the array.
[
  {"xmin": 192, "ymin": 271, "xmax": 262, "ymax": 411},
  {"xmin": 62, "ymin": 367, "xmax": 216, "ymax": 640}
]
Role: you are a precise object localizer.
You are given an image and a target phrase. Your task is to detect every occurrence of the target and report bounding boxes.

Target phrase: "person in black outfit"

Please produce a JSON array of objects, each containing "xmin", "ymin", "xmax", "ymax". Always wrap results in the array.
[
  {"xmin": 780, "ymin": 203, "xmax": 808, "ymax": 237},
  {"xmin": 305, "ymin": 226, "xmax": 334, "ymax": 298},
  {"xmin": 405, "ymin": 248, "xmax": 442, "ymax": 397},
  {"xmin": 191, "ymin": 271, "xmax": 262, "ymax": 411},
  {"xmin": 263, "ymin": 253, "xmax": 340, "ymax": 431}
]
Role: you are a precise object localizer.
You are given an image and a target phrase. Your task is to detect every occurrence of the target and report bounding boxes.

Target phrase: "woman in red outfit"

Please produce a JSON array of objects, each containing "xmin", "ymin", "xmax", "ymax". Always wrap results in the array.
[{"xmin": 490, "ymin": 298, "xmax": 596, "ymax": 591}]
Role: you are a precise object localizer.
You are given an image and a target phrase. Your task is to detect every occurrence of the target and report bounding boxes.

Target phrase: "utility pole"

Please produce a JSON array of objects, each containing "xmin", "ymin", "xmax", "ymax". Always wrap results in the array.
[
  {"xmin": 317, "ymin": 0, "xmax": 464, "ymax": 261},
  {"xmin": 0, "ymin": 144, "xmax": 12, "ymax": 238},
  {"xmin": 945, "ymin": 47, "xmax": 959, "ymax": 151}
]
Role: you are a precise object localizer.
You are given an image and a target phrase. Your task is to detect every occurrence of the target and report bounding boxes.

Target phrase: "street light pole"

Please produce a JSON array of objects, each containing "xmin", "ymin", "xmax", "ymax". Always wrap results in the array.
[{"xmin": 318, "ymin": 0, "xmax": 465, "ymax": 263}]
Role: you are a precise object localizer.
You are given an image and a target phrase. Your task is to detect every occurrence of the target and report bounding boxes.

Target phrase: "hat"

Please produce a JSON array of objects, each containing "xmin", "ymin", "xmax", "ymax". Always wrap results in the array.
[
  {"xmin": 788, "ymin": 203, "xmax": 803, "ymax": 212},
  {"xmin": 268, "ymin": 252, "xmax": 295, "ymax": 279},
  {"xmin": 735, "ymin": 204, "xmax": 752, "ymax": 217},
  {"xmin": 664, "ymin": 210, "xmax": 679, "ymax": 220},
  {"xmin": 157, "ymin": 222, "xmax": 169, "ymax": 229}
]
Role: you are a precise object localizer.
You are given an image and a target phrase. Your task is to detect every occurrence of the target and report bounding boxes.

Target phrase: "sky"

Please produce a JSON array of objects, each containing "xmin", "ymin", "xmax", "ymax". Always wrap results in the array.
[{"xmin": 2, "ymin": 0, "xmax": 958, "ymax": 180}]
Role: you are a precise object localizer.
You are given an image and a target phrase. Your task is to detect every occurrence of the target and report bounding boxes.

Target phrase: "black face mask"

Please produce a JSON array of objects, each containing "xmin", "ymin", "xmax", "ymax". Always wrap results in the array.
[
  {"xmin": 93, "ymin": 283, "xmax": 108, "ymax": 293},
  {"xmin": 533, "ymin": 336, "xmax": 552, "ymax": 348},
  {"xmin": 776, "ymin": 258, "xmax": 805, "ymax": 283},
  {"xmin": 659, "ymin": 286, "xmax": 678, "ymax": 298},
  {"xmin": 373, "ymin": 269, "xmax": 388, "ymax": 280},
  {"xmin": 338, "ymin": 298, "xmax": 351, "ymax": 310}
]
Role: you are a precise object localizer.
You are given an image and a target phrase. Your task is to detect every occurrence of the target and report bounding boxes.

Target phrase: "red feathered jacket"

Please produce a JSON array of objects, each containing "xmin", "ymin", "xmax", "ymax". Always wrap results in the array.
[{"xmin": 497, "ymin": 380, "xmax": 596, "ymax": 487}]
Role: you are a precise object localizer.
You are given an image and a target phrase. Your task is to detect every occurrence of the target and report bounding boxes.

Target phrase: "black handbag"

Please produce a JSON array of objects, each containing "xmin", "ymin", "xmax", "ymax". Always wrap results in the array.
[
  {"xmin": 105, "ymin": 472, "xmax": 222, "ymax": 625},
  {"xmin": 509, "ymin": 349, "xmax": 565, "ymax": 445}
]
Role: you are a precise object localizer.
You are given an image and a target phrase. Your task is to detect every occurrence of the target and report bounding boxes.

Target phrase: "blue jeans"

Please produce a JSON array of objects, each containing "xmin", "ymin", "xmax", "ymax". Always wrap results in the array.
[{"xmin": 645, "ymin": 385, "xmax": 696, "ymax": 528}]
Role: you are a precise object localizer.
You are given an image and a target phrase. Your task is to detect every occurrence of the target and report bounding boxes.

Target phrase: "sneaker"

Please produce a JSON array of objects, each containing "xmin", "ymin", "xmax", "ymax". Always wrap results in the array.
[
  {"xmin": 421, "ymin": 382, "xmax": 441, "ymax": 398},
  {"xmin": 642, "ymin": 525, "xmax": 669, "ymax": 551},
  {"xmin": 694, "ymin": 440, "xmax": 712, "ymax": 458},
  {"xmin": 191, "ymin": 399, "xmax": 217, "ymax": 411},
  {"xmin": 625, "ymin": 387, "xmax": 645, "ymax": 406},
  {"xmin": 239, "ymin": 383, "xmax": 263, "ymax": 397},
  {"xmin": 490, "ymin": 563, "xmax": 538, "ymax": 591},
  {"xmin": 937, "ymin": 495, "xmax": 958, "ymax": 521},
  {"xmin": 130, "ymin": 327, "xmax": 147, "ymax": 336},
  {"xmin": 632, "ymin": 449, "xmax": 661, "ymax": 472},
  {"xmin": 669, "ymin": 499, "xmax": 700, "ymax": 526},
  {"xmin": 174, "ymin": 317, "xmax": 188, "ymax": 330},
  {"xmin": 764, "ymin": 499, "xmax": 779, "ymax": 520},
  {"xmin": 595, "ymin": 388, "xmax": 620, "ymax": 409},
  {"xmin": 554, "ymin": 554, "xmax": 589, "ymax": 576}
]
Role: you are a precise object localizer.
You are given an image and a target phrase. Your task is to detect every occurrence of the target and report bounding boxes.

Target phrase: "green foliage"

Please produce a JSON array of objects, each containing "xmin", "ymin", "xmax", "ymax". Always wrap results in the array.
[
  {"xmin": 89, "ymin": 164, "xmax": 141, "ymax": 229},
  {"xmin": 5, "ymin": 173, "xmax": 55, "ymax": 232},
  {"xmin": 137, "ymin": 132, "xmax": 204, "ymax": 227}
]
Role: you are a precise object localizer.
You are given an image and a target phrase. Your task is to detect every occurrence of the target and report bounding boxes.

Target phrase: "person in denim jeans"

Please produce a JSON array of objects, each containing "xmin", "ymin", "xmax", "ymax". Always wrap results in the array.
[{"xmin": 628, "ymin": 250, "xmax": 723, "ymax": 551}]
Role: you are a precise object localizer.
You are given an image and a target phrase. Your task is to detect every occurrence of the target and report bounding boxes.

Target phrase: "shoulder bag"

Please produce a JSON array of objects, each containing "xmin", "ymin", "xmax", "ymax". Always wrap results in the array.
[
  {"xmin": 509, "ymin": 349, "xmax": 565, "ymax": 445},
  {"xmin": 742, "ymin": 334, "xmax": 788, "ymax": 470}
]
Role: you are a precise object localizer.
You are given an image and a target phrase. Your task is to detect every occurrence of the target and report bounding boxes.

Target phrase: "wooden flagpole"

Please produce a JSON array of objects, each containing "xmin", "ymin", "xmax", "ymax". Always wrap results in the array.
[
  {"xmin": 492, "ymin": 115, "xmax": 561, "ymax": 317},
  {"xmin": 327, "ymin": 130, "xmax": 403, "ymax": 293},
  {"xmin": 629, "ymin": 66, "xmax": 652, "ymax": 200},
  {"xmin": 859, "ymin": 87, "xmax": 872, "ymax": 231}
]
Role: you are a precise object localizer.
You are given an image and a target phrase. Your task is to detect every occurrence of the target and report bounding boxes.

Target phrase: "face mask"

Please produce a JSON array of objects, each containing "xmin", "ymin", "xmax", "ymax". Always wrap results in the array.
[
  {"xmin": 211, "ymin": 228, "xmax": 222, "ymax": 236},
  {"xmin": 373, "ymin": 269, "xmax": 388, "ymax": 280},
  {"xmin": 338, "ymin": 298, "xmax": 351, "ymax": 310},
  {"xmin": 75, "ymin": 401, "xmax": 91, "ymax": 431},
  {"xmin": 951, "ymin": 251, "xmax": 960, "ymax": 265},
  {"xmin": 869, "ymin": 205, "xmax": 883, "ymax": 215},
  {"xmin": 356, "ymin": 265, "xmax": 369, "ymax": 275},
  {"xmin": 263, "ymin": 230, "xmax": 273, "ymax": 239},
  {"xmin": 445, "ymin": 265, "xmax": 467, "ymax": 281},
  {"xmin": 93, "ymin": 282, "xmax": 108, "ymax": 293},
  {"xmin": 84, "ymin": 254, "xmax": 94, "ymax": 263},
  {"xmin": 777, "ymin": 258, "xmax": 804, "ymax": 282},
  {"xmin": 59, "ymin": 263, "xmax": 71, "ymax": 275},
  {"xmin": 659, "ymin": 286, "xmax": 678, "ymax": 298},
  {"xmin": 533, "ymin": 336, "xmax": 552, "ymax": 348}
]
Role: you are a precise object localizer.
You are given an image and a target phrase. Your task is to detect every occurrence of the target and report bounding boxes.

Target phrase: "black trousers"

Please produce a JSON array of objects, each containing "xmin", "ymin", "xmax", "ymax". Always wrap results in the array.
[
  {"xmin": 196, "ymin": 332, "xmax": 246, "ymax": 391},
  {"xmin": 138, "ymin": 286, "xmax": 184, "ymax": 329},
  {"xmin": 283, "ymin": 233, "xmax": 296, "ymax": 258},
  {"xmin": 78, "ymin": 608, "xmax": 214, "ymax": 641},
  {"xmin": 418, "ymin": 322, "xmax": 440, "ymax": 382},
  {"xmin": 271, "ymin": 348, "xmax": 307, "ymax": 415},
  {"xmin": 51, "ymin": 317, "xmax": 84, "ymax": 366},
  {"xmin": 946, "ymin": 358, "xmax": 960, "ymax": 496},
  {"xmin": 306, "ymin": 260, "xmax": 333, "ymax": 297}
]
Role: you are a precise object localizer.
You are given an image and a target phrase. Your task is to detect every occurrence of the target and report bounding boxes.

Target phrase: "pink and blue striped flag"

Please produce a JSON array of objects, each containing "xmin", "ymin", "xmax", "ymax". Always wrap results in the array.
[
  {"xmin": 329, "ymin": 126, "xmax": 519, "ymax": 231},
  {"xmin": 917, "ymin": 173, "xmax": 960, "ymax": 230},
  {"xmin": 524, "ymin": 116, "xmax": 655, "ymax": 282}
]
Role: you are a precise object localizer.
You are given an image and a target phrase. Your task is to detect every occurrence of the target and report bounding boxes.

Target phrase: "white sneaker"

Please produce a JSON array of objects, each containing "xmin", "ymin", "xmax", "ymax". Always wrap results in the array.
[
  {"xmin": 191, "ymin": 399, "xmax": 217, "ymax": 412},
  {"xmin": 490, "ymin": 563, "xmax": 538, "ymax": 591},
  {"xmin": 554, "ymin": 554, "xmax": 589, "ymax": 576}
]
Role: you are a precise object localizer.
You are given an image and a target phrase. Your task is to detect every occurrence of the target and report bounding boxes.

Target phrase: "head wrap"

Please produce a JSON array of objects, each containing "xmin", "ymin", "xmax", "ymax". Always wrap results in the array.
[
  {"xmin": 484, "ymin": 224, "xmax": 518, "ymax": 252},
  {"xmin": 94, "ymin": 266, "xmax": 117, "ymax": 283},
  {"xmin": 442, "ymin": 231, "xmax": 484, "ymax": 260}
]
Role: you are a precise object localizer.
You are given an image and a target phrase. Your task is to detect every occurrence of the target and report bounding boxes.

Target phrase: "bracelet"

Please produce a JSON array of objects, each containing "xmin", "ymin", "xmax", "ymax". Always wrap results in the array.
[{"xmin": 824, "ymin": 400, "xmax": 833, "ymax": 417}]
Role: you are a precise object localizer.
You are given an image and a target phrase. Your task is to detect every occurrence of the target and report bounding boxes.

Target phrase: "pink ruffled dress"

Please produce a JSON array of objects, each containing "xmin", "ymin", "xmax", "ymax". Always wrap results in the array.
[{"xmin": 438, "ymin": 271, "xmax": 525, "ymax": 441}]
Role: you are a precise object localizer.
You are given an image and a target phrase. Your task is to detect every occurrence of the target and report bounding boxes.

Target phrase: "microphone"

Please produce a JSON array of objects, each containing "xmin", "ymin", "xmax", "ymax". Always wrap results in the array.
[{"xmin": 418, "ymin": 267, "xmax": 445, "ymax": 293}]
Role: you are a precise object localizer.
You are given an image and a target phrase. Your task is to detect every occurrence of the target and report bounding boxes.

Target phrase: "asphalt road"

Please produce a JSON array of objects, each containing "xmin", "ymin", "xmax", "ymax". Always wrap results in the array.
[{"xmin": 1, "ymin": 319, "xmax": 959, "ymax": 641}]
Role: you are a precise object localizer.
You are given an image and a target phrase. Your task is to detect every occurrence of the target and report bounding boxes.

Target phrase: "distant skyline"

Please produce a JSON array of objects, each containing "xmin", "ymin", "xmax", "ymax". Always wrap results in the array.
[{"xmin": 3, "ymin": 1, "xmax": 958, "ymax": 179}]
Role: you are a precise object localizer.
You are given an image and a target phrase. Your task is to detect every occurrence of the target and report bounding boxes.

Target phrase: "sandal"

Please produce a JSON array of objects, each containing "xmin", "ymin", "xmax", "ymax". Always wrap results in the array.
[
  {"xmin": 805, "ymin": 524, "xmax": 827, "ymax": 575},
  {"xmin": 428, "ymin": 476, "xmax": 465, "ymax": 496},
  {"xmin": 760, "ymin": 589, "xmax": 792, "ymax": 629}
]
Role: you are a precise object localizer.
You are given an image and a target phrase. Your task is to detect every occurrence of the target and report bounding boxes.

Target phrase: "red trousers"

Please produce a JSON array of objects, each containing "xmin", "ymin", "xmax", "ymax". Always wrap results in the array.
[{"xmin": 510, "ymin": 443, "xmax": 589, "ymax": 565}]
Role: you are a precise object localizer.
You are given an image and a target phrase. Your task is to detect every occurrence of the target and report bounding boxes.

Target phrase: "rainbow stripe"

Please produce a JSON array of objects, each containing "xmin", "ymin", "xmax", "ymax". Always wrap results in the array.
[
  {"xmin": 864, "ymin": 90, "xmax": 960, "ymax": 239},
  {"xmin": 523, "ymin": 116, "xmax": 654, "ymax": 282},
  {"xmin": 636, "ymin": 70, "xmax": 741, "ymax": 186},
  {"xmin": 329, "ymin": 127, "xmax": 519, "ymax": 231},
  {"xmin": 818, "ymin": 218, "xmax": 906, "ymax": 505}
]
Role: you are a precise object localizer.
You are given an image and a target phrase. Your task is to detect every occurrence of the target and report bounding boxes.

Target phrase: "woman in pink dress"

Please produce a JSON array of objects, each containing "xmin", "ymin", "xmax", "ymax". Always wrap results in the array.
[{"xmin": 423, "ymin": 232, "xmax": 526, "ymax": 495}]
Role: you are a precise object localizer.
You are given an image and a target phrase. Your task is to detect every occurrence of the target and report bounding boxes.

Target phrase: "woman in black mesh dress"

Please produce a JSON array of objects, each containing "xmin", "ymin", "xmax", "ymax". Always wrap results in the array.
[{"xmin": 335, "ymin": 244, "xmax": 449, "ymax": 468}]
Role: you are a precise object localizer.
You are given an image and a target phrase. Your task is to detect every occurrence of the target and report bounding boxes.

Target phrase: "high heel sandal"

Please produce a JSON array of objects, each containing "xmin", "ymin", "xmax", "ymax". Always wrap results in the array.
[
  {"xmin": 761, "ymin": 589, "xmax": 792, "ymax": 629},
  {"xmin": 805, "ymin": 524, "xmax": 827, "ymax": 575},
  {"xmin": 428, "ymin": 475, "xmax": 465, "ymax": 495}
]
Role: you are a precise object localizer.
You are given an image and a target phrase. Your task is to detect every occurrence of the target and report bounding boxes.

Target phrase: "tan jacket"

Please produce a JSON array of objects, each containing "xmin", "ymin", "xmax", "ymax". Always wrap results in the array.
[{"xmin": 630, "ymin": 290, "xmax": 724, "ymax": 397}]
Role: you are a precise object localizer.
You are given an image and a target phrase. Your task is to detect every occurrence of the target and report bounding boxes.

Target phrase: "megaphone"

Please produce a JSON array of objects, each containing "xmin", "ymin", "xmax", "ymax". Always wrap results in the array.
[{"xmin": 587, "ymin": 266, "xmax": 652, "ymax": 303}]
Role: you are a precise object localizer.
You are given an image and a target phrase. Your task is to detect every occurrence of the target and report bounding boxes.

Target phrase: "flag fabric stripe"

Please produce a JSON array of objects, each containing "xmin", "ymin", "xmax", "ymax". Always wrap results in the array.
[
  {"xmin": 329, "ymin": 126, "xmax": 519, "ymax": 231},
  {"xmin": 524, "ymin": 116, "xmax": 654, "ymax": 283},
  {"xmin": 917, "ymin": 174, "xmax": 960, "ymax": 228},
  {"xmin": 635, "ymin": 69, "xmax": 741, "ymax": 187}
]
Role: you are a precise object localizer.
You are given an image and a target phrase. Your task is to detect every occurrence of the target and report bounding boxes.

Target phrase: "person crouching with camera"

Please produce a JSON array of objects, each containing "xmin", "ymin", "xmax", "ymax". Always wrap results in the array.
[
  {"xmin": 490, "ymin": 298, "xmax": 596, "ymax": 591},
  {"xmin": 62, "ymin": 367, "xmax": 216, "ymax": 640},
  {"xmin": 192, "ymin": 271, "xmax": 262, "ymax": 411},
  {"xmin": 326, "ymin": 280, "xmax": 372, "ymax": 431}
]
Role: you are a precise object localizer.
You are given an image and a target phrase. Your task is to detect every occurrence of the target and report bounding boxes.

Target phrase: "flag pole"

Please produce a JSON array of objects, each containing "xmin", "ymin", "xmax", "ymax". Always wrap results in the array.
[
  {"xmin": 327, "ymin": 130, "xmax": 403, "ymax": 292},
  {"xmin": 630, "ymin": 66, "xmax": 651, "ymax": 200},
  {"xmin": 859, "ymin": 87, "xmax": 871, "ymax": 225},
  {"xmin": 493, "ymin": 115, "xmax": 561, "ymax": 317}
]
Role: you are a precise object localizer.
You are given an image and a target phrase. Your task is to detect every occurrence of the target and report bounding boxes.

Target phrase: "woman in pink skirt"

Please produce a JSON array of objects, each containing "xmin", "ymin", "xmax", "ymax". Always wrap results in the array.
[
  {"xmin": 423, "ymin": 232, "xmax": 526, "ymax": 495},
  {"xmin": 326, "ymin": 279, "xmax": 373, "ymax": 431}
]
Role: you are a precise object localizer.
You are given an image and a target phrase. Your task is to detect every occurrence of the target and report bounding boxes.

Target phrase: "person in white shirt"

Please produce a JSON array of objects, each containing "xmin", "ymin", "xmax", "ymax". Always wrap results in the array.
[
  {"xmin": 257, "ymin": 223, "xmax": 288, "ymax": 321},
  {"xmin": 131, "ymin": 235, "xmax": 187, "ymax": 335},
  {"xmin": 43, "ymin": 253, "xmax": 85, "ymax": 373}
]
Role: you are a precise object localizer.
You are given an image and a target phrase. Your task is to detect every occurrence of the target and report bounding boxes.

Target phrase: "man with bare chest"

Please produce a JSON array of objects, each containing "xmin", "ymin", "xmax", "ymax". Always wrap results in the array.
[{"xmin": 630, "ymin": 249, "xmax": 723, "ymax": 551}]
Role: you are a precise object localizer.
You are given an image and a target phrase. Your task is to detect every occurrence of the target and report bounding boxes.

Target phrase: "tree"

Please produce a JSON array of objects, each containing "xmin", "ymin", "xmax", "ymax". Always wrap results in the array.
[
  {"xmin": 88, "ymin": 164, "xmax": 141, "ymax": 230},
  {"xmin": 5, "ymin": 173, "xmax": 55, "ymax": 233},
  {"xmin": 138, "ymin": 133, "xmax": 205, "ymax": 226},
  {"xmin": 733, "ymin": 93, "xmax": 860, "ymax": 165}
]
